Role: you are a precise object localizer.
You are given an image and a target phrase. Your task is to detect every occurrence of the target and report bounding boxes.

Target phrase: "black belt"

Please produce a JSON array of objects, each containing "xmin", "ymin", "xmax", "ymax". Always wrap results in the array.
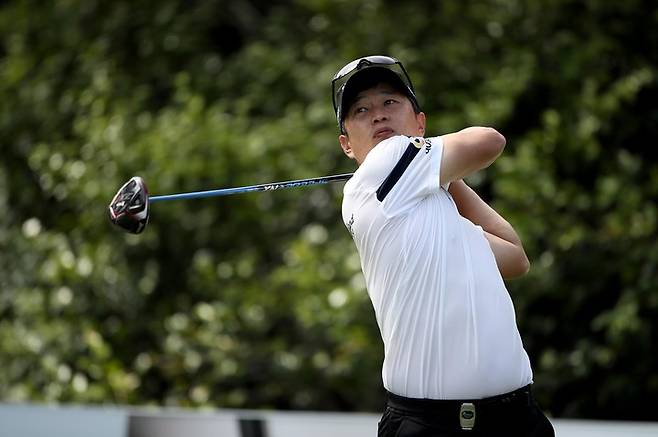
[{"xmin": 386, "ymin": 385, "xmax": 533, "ymax": 431}]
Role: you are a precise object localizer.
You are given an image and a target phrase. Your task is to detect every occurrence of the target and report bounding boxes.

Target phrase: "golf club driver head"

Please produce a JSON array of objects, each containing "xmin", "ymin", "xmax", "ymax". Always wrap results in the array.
[{"xmin": 108, "ymin": 176, "xmax": 150, "ymax": 234}]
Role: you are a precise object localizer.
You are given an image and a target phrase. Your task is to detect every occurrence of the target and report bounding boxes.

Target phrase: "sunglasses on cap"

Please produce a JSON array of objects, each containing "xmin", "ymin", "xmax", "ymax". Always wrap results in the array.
[{"xmin": 331, "ymin": 56, "xmax": 418, "ymax": 131}]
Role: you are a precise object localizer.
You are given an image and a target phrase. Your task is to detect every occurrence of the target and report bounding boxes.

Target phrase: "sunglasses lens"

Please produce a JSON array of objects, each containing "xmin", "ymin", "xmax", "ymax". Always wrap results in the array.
[{"xmin": 333, "ymin": 56, "xmax": 398, "ymax": 80}]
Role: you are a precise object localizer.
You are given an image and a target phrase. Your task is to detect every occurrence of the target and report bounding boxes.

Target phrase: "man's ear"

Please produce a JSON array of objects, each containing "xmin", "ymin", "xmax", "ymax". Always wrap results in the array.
[
  {"xmin": 339, "ymin": 134, "xmax": 355, "ymax": 160},
  {"xmin": 417, "ymin": 112, "xmax": 426, "ymax": 135}
]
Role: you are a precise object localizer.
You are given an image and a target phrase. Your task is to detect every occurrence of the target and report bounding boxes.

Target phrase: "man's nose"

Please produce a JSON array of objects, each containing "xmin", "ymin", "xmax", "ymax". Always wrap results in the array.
[{"xmin": 372, "ymin": 108, "xmax": 388, "ymax": 123}]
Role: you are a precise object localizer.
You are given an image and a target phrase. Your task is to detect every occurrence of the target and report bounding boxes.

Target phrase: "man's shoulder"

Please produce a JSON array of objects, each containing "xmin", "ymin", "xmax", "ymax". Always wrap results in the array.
[
  {"xmin": 345, "ymin": 134, "xmax": 444, "ymax": 195},
  {"xmin": 352, "ymin": 136, "xmax": 410, "ymax": 187},
  {"xmin": 365, "ymin": 135, "xmax": 413, "ymax": 162}
]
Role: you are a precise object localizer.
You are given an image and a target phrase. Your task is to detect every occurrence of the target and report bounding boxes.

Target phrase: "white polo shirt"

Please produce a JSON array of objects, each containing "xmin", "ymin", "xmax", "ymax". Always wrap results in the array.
[{"xmin": 342, "ymin": 135, "xmax": 533, "ymax": 400}]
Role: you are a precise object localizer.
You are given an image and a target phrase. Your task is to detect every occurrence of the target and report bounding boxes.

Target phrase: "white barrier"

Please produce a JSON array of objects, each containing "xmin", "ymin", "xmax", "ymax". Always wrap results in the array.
[
  {"xmin": 2, "ymin": 403, "xmax": 658, "ymax": 437},
  {"xmin": 0, "ymin": 404, "xmax": 127, "ymax": 437}
]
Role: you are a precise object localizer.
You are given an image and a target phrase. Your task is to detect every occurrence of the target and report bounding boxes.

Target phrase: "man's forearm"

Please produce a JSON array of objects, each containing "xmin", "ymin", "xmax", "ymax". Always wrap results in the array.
[
  {"xmin": 447, "ymin": 180, "xmax": 521, "ymax": 245},
  {"xmin": 448, "ymin": 180, "xmax": 529, "ymax": 278}
]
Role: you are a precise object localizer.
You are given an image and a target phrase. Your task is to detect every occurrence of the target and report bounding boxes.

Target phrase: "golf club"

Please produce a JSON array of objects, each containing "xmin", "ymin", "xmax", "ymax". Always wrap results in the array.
[{"xmin": 108, "ymin": 173, "xmax": 353, "ymax": 234}]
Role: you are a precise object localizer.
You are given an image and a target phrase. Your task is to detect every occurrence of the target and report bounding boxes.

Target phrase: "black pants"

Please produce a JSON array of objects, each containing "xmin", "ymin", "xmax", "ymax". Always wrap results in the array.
[{"xmin": 378, "ymin": 385, "xmax": 555, "ymax": 437}]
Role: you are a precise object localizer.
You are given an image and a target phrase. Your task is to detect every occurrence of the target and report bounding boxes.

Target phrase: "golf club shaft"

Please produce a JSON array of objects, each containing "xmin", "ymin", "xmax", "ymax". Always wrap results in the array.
[{"xmin": 149, "ymin": 173, "xmax": 353, "ymax": 203}]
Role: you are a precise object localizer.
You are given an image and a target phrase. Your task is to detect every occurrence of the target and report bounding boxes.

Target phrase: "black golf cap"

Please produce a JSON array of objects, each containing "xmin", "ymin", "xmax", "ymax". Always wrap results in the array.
[{"xmin": 332, "ymin": 56, "xmax": 420, "ymax": 133}]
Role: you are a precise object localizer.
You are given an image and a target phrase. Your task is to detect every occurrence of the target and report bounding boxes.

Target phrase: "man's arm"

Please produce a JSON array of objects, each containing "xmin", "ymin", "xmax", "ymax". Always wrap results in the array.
[
  {"xmin": 448, "ymin": 180, "xmax": 530, "ymax": 279},
  {"xmin": 439, "ymin": 127, "xmax": 528, "ymax": 278},
  {"xmin": 439, "ymin": 127, "xmax": 506, "ymax": 186}
]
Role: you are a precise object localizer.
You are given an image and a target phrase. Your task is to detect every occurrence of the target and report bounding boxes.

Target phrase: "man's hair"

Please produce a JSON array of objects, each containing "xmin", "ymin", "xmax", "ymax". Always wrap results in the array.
[{"xmin": 340, "ymin": 68, "xmax": 421, "ymax": 133}]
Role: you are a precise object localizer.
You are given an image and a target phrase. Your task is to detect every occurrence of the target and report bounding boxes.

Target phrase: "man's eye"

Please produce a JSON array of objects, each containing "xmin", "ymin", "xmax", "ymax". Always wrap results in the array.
[
  {"xmin": 355, "ymin": 107, "xmax": 368, "ymax": 114},
  {"xmin": 384, "ymin": 99, "xmax": 397, "ymax": 105}
]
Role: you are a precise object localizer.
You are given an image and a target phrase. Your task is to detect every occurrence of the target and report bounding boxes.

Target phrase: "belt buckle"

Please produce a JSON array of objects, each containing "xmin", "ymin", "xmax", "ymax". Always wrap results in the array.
[{"xmin": 459, "ymin": 402, "xmax": 476, "ymax": 430}]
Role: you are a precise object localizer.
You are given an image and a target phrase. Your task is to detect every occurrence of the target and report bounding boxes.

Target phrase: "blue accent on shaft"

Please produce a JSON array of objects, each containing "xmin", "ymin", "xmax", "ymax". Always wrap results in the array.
[{"xmin": 149, "ymin": 173, "xmax": 353, "ymax": 203}]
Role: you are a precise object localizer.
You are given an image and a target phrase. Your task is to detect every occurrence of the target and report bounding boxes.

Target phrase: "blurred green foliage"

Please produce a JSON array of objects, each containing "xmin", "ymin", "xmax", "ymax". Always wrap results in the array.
[{"xmin": 1, "ymin": 0, "xmax": 657, "ymax": 420}]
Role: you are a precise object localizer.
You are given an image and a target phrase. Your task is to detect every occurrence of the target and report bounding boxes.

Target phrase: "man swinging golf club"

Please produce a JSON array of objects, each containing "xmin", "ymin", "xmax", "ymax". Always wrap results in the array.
[{"xmin": 333, "ymin": 56, "xmax": 554, "ymax": 436}]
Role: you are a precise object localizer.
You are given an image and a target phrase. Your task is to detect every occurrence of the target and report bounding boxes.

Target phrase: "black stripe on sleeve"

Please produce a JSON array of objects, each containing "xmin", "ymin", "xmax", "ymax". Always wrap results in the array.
[{"xmin": 376, "ymin": 139, "xmax": 423, "ymax": 201}]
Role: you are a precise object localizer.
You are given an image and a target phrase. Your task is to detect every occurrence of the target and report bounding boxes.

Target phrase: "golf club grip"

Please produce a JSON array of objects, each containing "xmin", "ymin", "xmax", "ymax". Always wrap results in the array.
[{"xmin": 149, "ymin": 173, "xmax": 354, "ymax": 203}]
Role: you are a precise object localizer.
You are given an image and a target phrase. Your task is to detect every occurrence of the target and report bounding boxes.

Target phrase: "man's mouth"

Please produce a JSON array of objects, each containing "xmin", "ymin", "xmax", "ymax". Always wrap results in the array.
[{"xmin": 373, "ymin": 128, "xmax": 395, "ymax": 139}]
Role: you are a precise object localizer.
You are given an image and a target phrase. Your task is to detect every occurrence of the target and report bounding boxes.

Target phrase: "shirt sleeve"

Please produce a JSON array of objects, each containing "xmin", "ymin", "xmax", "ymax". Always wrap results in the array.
[{"xmin": 375, "ymin": 135, "xmax": 444, "ymax": 218}]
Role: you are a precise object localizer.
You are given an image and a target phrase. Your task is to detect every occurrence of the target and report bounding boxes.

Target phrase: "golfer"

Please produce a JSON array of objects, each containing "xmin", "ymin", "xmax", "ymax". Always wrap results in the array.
[{"xmin": 333, "ymin": 56, "xmax": 554, "ymax": 436}]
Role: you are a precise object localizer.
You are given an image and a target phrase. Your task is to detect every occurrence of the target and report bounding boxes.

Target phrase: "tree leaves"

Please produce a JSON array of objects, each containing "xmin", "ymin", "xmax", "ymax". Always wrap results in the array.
[{"xmin": 1, "ymin": 0, "xmax": 657, "ymax": 419}]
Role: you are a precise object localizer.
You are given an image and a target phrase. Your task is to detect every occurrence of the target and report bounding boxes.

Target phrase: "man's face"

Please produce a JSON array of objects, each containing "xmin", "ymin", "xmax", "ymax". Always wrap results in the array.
[{"xmin": 339, "ymin": 82, "xmax": 426, "ymax": 165}]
